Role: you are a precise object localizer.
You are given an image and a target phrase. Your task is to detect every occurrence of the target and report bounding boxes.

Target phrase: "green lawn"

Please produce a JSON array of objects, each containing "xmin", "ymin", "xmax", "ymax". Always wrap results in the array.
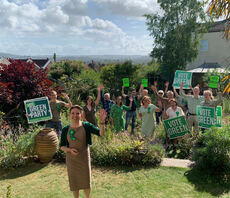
[{"xmin": 1, "ymin": 163, "xmax": 230, "ymax": 198}]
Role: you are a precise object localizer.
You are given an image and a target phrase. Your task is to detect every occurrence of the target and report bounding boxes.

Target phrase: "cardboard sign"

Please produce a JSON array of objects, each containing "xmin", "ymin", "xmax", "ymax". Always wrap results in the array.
[
  {"xmin": 197, "ymin": 106, "xmax": 215, "ymax": 128},
  {"xmin": 209, "ymin": 76, "xmax": 220, "ymax": 88},
  {"xmin": 24, "ymin": 97, "xmax": 52, "ymax": 124},
  {"xmin": 215, "ymin": 106, "xmax": 222, "ymax": 128},
  {"xmin": 122, "ymin": 78, "xmax": 129, "ymax": 87},
  {"xmin": 163, "ymin": 116, "xmax": 190, "ymax": 139},
  {"xmin": 173, "ymin": 70, "xmax": 192, "ymax": 89}
]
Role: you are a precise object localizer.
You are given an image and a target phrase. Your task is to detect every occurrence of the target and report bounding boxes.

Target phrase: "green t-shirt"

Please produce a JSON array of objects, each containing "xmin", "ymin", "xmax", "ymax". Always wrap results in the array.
[{"xmin": 49, "ymin": 100, "xmax": 66, "ymax": 122}]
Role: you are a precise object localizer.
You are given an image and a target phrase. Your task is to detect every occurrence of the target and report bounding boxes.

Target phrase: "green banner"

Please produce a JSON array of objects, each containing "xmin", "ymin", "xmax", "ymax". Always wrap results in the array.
[
  {"xmin": 173, "ymin": 70, "xmax": 192, "ymax": 89},
  {"xmin": 215, "ymin": 106, "xmax": 222, "ymax": 128},
  {"xmin": 163, "ymin": 116, "xmax": 190, "ymax": 139},
  {"xmin": 122, "ymin": 78, "xmax": 129, "ymax": 87},
  {"xmin": 197, "ymin": 106, "xmax": 215, "ymax": 128},
  {"xmin": 24, "ymin": 97, "xmax": 52, "ymax": 124},
  {"xmin": 209, "ymin": 75, "xmax": 220, "ymax": 88},
  {"xmin": 141, "ymin": 79, "xmax": 148, "ymax": 88}
]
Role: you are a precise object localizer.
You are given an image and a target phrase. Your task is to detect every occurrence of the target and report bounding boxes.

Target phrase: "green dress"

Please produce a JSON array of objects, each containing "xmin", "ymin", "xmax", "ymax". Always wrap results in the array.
[
  {"xmin": 110, "ymin": 104, "xmax": 130, "ymax": 132},
  {"xmin": 139, "ymin": 104, "xmax": 158, "ymax": 136}
]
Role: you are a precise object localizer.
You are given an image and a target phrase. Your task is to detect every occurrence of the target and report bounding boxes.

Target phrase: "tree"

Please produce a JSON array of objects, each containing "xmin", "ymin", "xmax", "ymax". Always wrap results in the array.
[
  {"xmin": 208, "ymin": 0, "xmax": 230, "ymax": 39},
  {"xmin": 0, "ymin": 59, "xmax": 53, "ymax": 127},
  {"xmin": 145, "ymin": 0, "xmax": 209, "ymax": 83},
  {"xmin": 100, "ymin": 61, "xmax": 138, "ymax": 96}
]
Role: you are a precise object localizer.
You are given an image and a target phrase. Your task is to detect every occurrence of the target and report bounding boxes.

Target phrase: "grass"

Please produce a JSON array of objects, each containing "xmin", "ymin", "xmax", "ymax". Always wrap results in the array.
[{"xmin": 1, "ymin": 163, "xmax": 230, "ymax": 198}]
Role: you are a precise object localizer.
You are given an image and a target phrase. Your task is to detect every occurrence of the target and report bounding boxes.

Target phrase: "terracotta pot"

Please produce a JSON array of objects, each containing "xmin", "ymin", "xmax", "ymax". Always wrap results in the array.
[{"xmin": 35, "ymin": 128, "xmax": 59, "ymax": 163}]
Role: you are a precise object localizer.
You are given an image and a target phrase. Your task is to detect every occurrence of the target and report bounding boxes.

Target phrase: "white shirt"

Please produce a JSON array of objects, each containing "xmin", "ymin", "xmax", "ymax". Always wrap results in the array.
[{"xmin": 166, "ymin": 106, "xmax": 185, "ymax": 119}]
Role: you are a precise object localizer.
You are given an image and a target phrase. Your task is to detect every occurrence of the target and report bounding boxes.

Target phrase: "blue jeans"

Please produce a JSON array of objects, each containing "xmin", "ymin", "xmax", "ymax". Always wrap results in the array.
[
  {"xmin": 125, "ymin": 111, "xmax": 136, "ymax": 133},
  {"xmin": 45, "ymin": 121, "xmax": 63, "ymax": 137}
]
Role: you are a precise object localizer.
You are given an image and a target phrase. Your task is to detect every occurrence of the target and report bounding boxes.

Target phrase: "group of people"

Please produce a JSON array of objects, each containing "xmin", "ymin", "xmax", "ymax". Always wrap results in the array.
[{"xmin": 45, "ymin": 81, "xmax": 223, "ymax": 198}]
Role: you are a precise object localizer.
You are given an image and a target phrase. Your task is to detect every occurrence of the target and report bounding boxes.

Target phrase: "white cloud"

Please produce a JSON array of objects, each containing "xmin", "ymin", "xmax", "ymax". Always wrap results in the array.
[
  {"xmin": 0, "ymin": 0, "xmax": 153, "ymax": 55},
  {"xmin": 93, "ymin": 0, "xmax": 161, "ymax": 18}
]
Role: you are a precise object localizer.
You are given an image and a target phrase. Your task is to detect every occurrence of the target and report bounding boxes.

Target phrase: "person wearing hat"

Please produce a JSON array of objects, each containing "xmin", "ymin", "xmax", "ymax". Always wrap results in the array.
[{"xmin": 155, "ymin": 90, "xmax": 164, "ymax": 124}]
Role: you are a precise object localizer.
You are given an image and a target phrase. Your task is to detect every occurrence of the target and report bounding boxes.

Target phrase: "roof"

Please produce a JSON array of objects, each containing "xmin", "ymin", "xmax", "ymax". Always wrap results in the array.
[
  {"xmin": 208, "ymin": 20, "xmax": 227, "ymax": 33},
  {"xmin": 187, "ymin": 62, "xmax": 226, "ymax": 73},
  {"xmin": 14, "ymin": 58, "xmax": 51, "ymax": 69}
]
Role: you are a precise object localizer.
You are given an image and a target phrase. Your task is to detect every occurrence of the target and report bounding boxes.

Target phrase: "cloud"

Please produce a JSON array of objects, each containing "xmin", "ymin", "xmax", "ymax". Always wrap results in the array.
[
  {"xmin": 93, "ymin": 0, "xmax": 161, "ymax": 18},
  {"xmin": 0, "ymin": 0, "xmax": 153, "ymax": 55}
]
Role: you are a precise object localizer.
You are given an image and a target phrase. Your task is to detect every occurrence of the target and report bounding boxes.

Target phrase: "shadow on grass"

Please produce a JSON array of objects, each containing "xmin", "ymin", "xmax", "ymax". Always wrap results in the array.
[
  {"xmin": 0, "ymin": 162, "xmax": 47, "ymax": 181},
  {"xmin": 185, "ymin": 168, "xmax": 230, "ymax": 197}
]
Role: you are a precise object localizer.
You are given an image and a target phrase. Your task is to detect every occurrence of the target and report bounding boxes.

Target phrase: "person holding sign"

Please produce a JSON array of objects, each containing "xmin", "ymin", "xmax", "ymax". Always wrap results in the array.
[
  {"xmin": 82, "ymin": 85, "xmax": 102, "ymax": 126},
  {"xmin": 179, "ymin": 82, "xmax": 204, "ymax": 133},
  {"xmin": 165, "ymin": 99, "xmax": 186, "ymax": 144},
  {"xmin": 201, "ymin": 89, "xmax": 222, "ymax": 108},
  {"xmin": 46, "ymin": 90, "xmax": 72, "ymax": 137},
  {"xmin": 200, "ymin": 89, "xmax": 223, "ymax": 133},
  {"xmin": 110, "ymin": 96, "xmax": 133, "ymax": 133},
  {"xmin": 139, "ymin": 96, "xmax": 160, "ymax": 137},
  {"xmin": 60, "ymin": 105, "xmax": 107, "ymax": 198},
  {"xmin": 122, "ymin": 86, "xmax": 140, "ymax": 135}
]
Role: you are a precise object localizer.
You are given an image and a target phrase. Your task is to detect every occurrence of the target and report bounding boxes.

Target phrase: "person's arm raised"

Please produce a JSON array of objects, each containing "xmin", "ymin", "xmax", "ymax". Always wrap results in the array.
[{"xmin": 121, "ymin": 86, "xmax": 127, "ymax": 98}]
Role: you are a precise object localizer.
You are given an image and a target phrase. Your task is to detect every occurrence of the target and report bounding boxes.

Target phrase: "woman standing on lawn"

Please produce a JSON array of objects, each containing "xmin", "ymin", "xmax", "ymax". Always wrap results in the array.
[
  {"xmin": 139, "ymin": 96, "xmax": 160, "ymax": 137},
  {"xmin": 82, "ymin": 85, "xmax": 102, "ymax": 126},
  {"xmin": 110, "ymin": 96, "xmax": 133, "ymax": 133},
  {"xmin": 60, "ymin": 105, "xmax": 106, "ymax": 198}
]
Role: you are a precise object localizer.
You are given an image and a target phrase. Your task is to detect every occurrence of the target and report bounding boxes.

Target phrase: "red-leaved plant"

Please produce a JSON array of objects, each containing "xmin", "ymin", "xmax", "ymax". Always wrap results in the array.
[{"xmin": 0, "ymin": 59, "xmax": 53, "ymax": 127}]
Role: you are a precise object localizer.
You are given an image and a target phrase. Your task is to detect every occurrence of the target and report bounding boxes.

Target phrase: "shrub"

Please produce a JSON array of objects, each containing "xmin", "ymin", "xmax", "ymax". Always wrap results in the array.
[
  {"xmin": 0, "ymin": 59, "xmax": 53, "ymax": 127},
  {"xmin": 192, "ymin": 125, "xmax": 230, "ymax": 180},
  {"xmin": 55, "ymin": 127, "xmax": 165, "ymax": 167},
  {"xmin": 90, "ymin": 128, "xmax": 165, "ymax": 167},
  {"xmin": 0, "ymin": 125, "xmax": 40, "ymax": 169}
]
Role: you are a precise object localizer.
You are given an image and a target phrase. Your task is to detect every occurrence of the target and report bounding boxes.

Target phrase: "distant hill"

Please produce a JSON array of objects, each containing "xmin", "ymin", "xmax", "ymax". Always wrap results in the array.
[{"xmin": 0, "ymin": 53, "xmax": 152, "ymax": 64}]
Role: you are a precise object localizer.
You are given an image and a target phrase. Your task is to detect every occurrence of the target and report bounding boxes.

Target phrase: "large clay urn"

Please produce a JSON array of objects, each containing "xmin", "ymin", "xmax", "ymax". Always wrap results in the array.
[{"xmin": 35, "ymin": 128, "xmax": 59, "ymax": 163}]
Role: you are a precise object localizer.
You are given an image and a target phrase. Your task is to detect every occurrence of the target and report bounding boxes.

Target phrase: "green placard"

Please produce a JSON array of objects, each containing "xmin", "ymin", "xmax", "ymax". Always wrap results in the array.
[
  {"xmin": 24, "ymin": 97, "xmax": 52, "ymax": 124},
  {"xmin": 163, "ymin": 116, "xmax": 190, "ymax": 139},
  {"xmin": 173, "ymin": 70, "xmax": 192, "ymax": 89},
  {"xmin": 215, "ymin": 106, "xmax": 222, "ymax": 128},
  {"xmin": 141, "ymin": 79, "xmax": 148, "ymax": 88},
  {"xmin": 122, "ymin": 78, "xmax": 129, "ymax": 87},
  {"xmin": 197, "ymin": 106, "xmax": 215, "ymax": 128},
  {"xmin": 209, "ymin": 76, "xmax": 220, "ymax": 88}
]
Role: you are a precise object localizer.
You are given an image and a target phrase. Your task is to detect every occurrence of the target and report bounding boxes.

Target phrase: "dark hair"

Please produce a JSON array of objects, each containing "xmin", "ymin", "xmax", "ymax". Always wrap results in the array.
[
  {"xmin": 115, "ymin": 96, "xmax": 123, "ymax": 105},
  {"xmin": 70, "ymin": 105, "xmax": 83, "ymax": 113},
  {"xmin": 85, "ymin": 96, "xmax": 95, "ymax": 106},
  {"xmin": 131, "ymin": 89, "xmax": 136, "ymax": 92}
]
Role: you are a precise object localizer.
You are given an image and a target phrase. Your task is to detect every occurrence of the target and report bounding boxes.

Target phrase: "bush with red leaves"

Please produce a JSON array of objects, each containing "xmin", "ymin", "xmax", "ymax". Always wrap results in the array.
[{"xmin": 0, "ymin": 59, "xmax": 53, "ymax": 127}]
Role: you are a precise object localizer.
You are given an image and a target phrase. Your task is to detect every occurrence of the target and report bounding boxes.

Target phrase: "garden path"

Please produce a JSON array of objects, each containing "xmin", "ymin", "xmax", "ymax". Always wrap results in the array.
[{"xmin": 161, "ymin": 158, "xmax": 194, "ymax": 168}]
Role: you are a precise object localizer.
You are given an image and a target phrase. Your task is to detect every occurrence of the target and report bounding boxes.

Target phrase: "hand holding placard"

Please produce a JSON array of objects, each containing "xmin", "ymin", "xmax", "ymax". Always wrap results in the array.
[{"xmin": 122, "ymin": 78, "xmax": 129, "ymax": 87}]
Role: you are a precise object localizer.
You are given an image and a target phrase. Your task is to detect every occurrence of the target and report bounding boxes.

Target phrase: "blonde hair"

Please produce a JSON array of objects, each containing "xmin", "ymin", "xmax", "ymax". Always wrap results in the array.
[
  {"xmin": 203, "ymin": 90, "xmax": 214, "ymax": 100},
  {"xmin": 141, "ymin": 96, "xmax": 151, "ymax": 105}
]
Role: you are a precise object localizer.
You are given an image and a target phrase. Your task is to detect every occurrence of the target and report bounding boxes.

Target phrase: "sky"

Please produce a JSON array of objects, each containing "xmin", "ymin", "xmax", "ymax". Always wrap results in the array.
[{"xmin": 0, "ymin": 0, "xmax": 163, "ymax": 56}]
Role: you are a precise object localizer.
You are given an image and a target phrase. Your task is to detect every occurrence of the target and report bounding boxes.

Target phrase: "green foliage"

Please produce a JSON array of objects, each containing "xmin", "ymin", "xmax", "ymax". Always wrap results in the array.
[
  {"xmin": 223, "ymin": 97, "xmax": 230, "ymax": 114},
  {"xmin": 145, "ymin": 0, "xmax": 210, "ymax": 82},
  {"xmin": 0, "ymin": 125, "xmax": 40, "ymax": 169},
  {"xmin": 49, "ymin": 60, "xmax": 86, "ymax": 80},
  {"xmin": 167, "ymin": 134, "xmax": 197, "ymax": 159},
  {"xmin": 100, "ymin": 61, "xmax": 139, "ymax": 96},
  {"xmin": 192, "ymin": 125, "xmax": 230, "ymax": 180},
  {"xmin": 90, "ymin": 128, "xmax": 165, "ymax": 167}
]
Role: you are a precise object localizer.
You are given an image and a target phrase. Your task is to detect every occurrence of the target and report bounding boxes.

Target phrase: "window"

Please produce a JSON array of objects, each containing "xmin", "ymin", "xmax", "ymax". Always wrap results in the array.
[{"xmin": 201, "ymin": 40, "xmax": 208, "ymax": 51}]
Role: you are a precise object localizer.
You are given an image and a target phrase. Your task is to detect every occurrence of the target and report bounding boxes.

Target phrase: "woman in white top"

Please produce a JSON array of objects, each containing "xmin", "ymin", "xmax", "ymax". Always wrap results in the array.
[
  {"xmin": 166, "ymin": 99, "xmax": 185, "ymax": 119},
  {"xmin": 166, "ymin": 99, "xmax": 186, "ymax": 144}
]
